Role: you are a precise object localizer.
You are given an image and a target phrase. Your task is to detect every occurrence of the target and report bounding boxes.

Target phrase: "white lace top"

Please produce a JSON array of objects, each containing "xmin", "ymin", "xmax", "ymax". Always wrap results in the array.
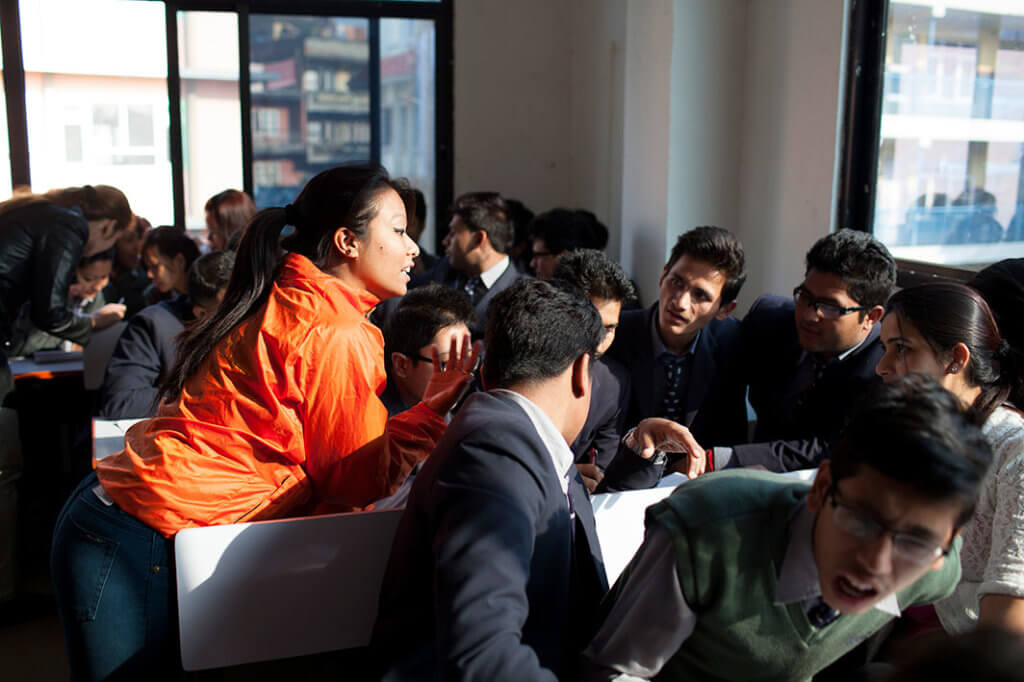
[{"xmin": 935, "ymin": 406, "xmax": 1024, "ymax": 634}]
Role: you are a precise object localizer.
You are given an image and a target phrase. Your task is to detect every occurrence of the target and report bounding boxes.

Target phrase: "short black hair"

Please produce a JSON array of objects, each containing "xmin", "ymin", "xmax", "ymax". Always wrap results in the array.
[
  {"xmin": 385, "ymin": 284, "xmax": 476, "ymax": 370},
  {"xmin": 451, "ymin": 192, "xmax": 514, "ymax": 254},
  {"xmin": 410, "ymin": 188, "xmax": 427, "ymax": 225},
  {"xmin": 665, "ymin": 226, "xmax": 746, "ymax": 305},
  {"xmin": 552, "ymin": 249, "xmax": 635, "ymax": 304},
  {"xmin": 528, "ymin": 208, "xmax": 604, "ymax": 254},
  {"xmin": 830, "ymin": 374, "xmax": 992, "ymax": 529},
  {"xmin": 79, "ymin": 248, "xmax": 114, "ymax": 269},
  {"xmin": 187, "ymin": 251, "xmax": 235, "ymax": 306},
  {"xmin": 804, "ymin": 229, "xmax": 896, "ymax": 309},
  {"xmin": 483, "ymin": 279, "xmax": 603, "ymax": 389},
  {"xmin": 143, "ymin": 225, "xmax": 200, "ymax": 271}
]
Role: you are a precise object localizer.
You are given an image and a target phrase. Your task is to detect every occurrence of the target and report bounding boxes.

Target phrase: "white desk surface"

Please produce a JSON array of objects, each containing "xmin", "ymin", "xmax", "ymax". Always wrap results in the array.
[{"xmin": 92, "ymin": 418, "xmax": 145, "ymax": 462}]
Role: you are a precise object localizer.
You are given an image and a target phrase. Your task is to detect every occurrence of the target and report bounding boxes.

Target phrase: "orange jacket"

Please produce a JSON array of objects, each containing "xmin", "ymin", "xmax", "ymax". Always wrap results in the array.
[{"xmin": 97, "ymin": 253, "xmax": 445, "ymax": 537}]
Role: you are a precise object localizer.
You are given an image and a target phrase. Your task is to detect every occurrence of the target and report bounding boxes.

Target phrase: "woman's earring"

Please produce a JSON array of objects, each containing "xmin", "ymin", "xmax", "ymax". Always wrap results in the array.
[{"xmin": 949, "ymin": 364, "xmax": 960, "ymax": 373}]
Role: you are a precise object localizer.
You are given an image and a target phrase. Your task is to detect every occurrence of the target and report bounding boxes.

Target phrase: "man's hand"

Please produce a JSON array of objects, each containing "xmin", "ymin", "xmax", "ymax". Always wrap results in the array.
[
  {"xmin": 421, "ymin": 334, "xmax": 483, "ymax": 416},
  {"xmin": 628, "ymin": 418, "xmax": 708, "ymax": 479},
  {"xmin": 576, "ymin": 462, "xmax": 604, "ymax": 493}
]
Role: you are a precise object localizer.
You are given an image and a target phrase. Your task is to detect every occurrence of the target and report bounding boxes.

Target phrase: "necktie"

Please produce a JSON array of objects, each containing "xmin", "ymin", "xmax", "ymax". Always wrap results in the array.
[
  {"xmin": 793, "ymin": 355, "xmax": 828, "ymax": 415},
  {"xmin": 659, "ymin": 353, "xmax": 689, "ymax": 422},
  {"xmin": 464, "ymin": 276, "xmax": 485, "ymax": 305},
  {"xmin": 806, "ymin": 596, "xmax": 839, "ymax": 628}
]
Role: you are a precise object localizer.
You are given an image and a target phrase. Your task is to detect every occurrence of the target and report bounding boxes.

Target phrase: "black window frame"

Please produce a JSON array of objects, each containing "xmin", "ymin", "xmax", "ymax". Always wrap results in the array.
[{"xmin": 0, "ymin": 0, "xmax": 453, "ymax": 250}]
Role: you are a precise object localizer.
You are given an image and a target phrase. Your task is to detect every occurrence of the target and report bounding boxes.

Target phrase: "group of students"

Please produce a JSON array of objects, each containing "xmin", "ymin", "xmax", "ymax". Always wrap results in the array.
[{"xmin": 0, "ymin": 162, "xmax": 1021, "ymax": 681}]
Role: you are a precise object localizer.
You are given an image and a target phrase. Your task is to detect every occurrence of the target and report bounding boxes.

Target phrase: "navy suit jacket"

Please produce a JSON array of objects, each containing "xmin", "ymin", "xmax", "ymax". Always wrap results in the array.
[
  {"xmin": 599, "ymin": 304, "xmax": 747, "ymax": 490},
  {"xmin": 731, "ymin": 294, "xmax": 884, "ymax": 472},
  {"xmin": 571, "ymin": 355, "xmax": 630, "ymax": 470},
  {"xmin": 372, "ymin": 391, "xmax": 608, "ymax": 681},
  {"xmin": 99, "ymin": 297, "xmax": 191, "ymax": 419}
]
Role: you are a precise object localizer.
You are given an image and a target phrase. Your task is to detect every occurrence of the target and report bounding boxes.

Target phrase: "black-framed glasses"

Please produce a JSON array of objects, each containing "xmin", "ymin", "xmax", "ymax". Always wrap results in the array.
[
  {"xmin": 828, "ymin": 486, "xmax": 949, "ymax": 566},
  {"xmin": 408, "ymin": 353, "xmax": 447, "ymax": 371},
  {"xmin": 793, "ymin": 286, "xmax": 869, "ymax": 320}
]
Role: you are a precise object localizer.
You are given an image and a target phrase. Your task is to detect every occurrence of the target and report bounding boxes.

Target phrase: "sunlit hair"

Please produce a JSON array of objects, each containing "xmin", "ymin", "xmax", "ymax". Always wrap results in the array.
[{"xmin": 0, "ymin": 184, "xmax": 132, "ymax": 234}]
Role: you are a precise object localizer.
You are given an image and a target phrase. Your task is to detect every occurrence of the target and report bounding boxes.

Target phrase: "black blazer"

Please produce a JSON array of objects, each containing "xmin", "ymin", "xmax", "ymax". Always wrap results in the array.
[
  {"xmin": 372, "ymin": 391, "xmax": 608, "ymax": 681},
  {"xmin": 99, "ymin": 297, "xmax": 191, "ymax": 419},
  {"xmin": 408, "ymin": 257, "xmax": 531, "ymax": 338},
  {"xmin": 600, "ymin": 304, "xmax": 747, "ymax": 490},
  {"xmin": 730, "ymin": 294, "xmax": 884, "ymax": 472},
  {"xmin": 571, "ymin": 355, "xmax": 630, "ymax": 470}
]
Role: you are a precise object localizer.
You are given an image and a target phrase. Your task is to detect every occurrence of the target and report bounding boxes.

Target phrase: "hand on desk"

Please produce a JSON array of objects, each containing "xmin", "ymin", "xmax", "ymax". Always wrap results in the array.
[{"xmin": 628, "ymin": 418, "xmax": 708, "ymax": 479}]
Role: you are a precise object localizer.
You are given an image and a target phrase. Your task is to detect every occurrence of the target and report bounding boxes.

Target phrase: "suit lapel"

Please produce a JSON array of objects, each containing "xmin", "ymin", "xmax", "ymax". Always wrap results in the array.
[
  {"xmin": 682, "ymin": 326, "xmax": 716, "ymax": 428},
  {"xmin": 632, "ymin": 305, "xmax": 660, "ymax": 419}
]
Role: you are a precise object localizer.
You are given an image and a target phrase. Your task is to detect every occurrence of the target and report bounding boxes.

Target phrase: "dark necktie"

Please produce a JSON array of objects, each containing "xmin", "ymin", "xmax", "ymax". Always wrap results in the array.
[
  {"xmin": 659, "ymin": 353, "xmax": 689, "ymax": 422},
  {"xmin": 806, "ymin": 596, "xmax": 839, "ymax": 628},
  {"xmin": 793, "ymin": 355, "xmax": 828, "ymax": 415},
  {"xmin": 464, "ymin": 276, "xmax": 486, "ymax": 305}
]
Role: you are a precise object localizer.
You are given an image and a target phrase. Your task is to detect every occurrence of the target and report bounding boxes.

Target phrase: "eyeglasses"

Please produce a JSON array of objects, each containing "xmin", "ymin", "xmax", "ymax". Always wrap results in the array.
[
  {"xmin": 793, "ymin": 286, "xmax": 869, "ymax": 320},
  {"xmin": 408, "ymin": 353, "xmax": 447, "ymax": 371},
  {"xmin": 828, "ymin": 487, "xmax": 949, "ymax": 566}
]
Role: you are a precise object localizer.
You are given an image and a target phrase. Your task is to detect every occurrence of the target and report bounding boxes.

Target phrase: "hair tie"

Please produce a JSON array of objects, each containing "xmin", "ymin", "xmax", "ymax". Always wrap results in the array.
[{"xmin": 284, "ymin": 203, "xmax": 299, "ymax": 227}]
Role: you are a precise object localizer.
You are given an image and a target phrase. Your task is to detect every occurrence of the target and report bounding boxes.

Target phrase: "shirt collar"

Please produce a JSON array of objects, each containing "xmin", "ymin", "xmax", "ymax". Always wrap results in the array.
[
  {"xmin": 490, "ymin": 389, "xmax": 575, "ymax": 485},
  {"xmin": 479, "ymin": 255, "xmax": 510, "ymax": 290},
  {"xmin": 650, "ymin": 307, "xmax": 701, "ymax": 358},
  {"xmin": 774, "ymin": 502, "xmax": 901, "ymax": 618},
  {"xmin": 798, "ymin": 324, "xmax": 875, "ymax": 368}
]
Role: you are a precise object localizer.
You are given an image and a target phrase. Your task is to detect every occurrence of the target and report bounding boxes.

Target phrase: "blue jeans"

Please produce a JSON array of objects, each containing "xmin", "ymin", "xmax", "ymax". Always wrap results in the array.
[{"xmin": 51, "ymin": 472, "xmax": 179, "ymax": 681}]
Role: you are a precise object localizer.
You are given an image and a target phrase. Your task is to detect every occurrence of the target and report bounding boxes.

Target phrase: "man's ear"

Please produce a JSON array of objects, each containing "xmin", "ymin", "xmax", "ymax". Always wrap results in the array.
[
  {"xmin": 333, "ymin": 227, "xmax": 361, "ymax": 259},
  {"xmin": 470, "ymin": 229, "xmax": 487, "ymax": 252},
  {"xmin": 391, "ymin": 352, "xmax": 412, "ymax": 379},
  {"xmin": 806, "ymin": 460, "xmax": 832, "ymax": 513},
  {"xmin": 571, "ymin": 353, "xmax": 591, "ymax": 399},
  {"xmin": 101, "ymin": 218, "xmax": 118, "ymax": 240},
  {"xmin": 865, "ymin": 305, "xmax": 885, "ymax": 326},
  {"xmin": 192, "ymin": 304, "xmax": 208, "ymax": 321},
  {"xmin": 659, "ymin": 265, "xmax": 669, "ymax": 286},
  {"xmin": 714, "ymin": 301, "xmax": 737, "ymax": 321}
]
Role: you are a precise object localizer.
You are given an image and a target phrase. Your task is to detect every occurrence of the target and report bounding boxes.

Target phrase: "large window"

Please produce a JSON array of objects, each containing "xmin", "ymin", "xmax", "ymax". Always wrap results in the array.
[
  {"xmin": 0, "ymin": 30, "xmax": 11, "ymax": 200},
  {"xmin": 1, "ymin": 0, "xmax": 452, "ymax": 239},
  {"xmin": 861, "ymin": 1, "xmax": 1024, "ymax": 268}
]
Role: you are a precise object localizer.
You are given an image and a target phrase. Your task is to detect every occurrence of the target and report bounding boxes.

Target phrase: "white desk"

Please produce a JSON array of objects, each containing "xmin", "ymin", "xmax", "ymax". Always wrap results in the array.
[{"xmin": 92, "ymin": 418, "xmax": 145, "ymax": 464}]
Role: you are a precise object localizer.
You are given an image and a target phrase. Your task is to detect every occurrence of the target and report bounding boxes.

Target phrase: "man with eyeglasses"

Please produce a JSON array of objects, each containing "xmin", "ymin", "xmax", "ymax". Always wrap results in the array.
[
  {"xmin": 716, "ymin": 229, "xmax": 896, "ymax": 473},
  {"xmin": 583, "ymin": 375, "xmax": 992, "ymax": 681}
]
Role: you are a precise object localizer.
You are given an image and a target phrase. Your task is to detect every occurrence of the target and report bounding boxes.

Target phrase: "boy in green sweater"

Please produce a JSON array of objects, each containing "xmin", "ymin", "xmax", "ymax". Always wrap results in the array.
[{"xmin": 583, "ymin": 375, "xmax": 992, "ymax": 681}]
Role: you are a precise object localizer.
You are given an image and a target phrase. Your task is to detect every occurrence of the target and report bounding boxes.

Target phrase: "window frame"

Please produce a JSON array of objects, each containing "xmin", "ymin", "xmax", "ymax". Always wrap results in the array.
[{"xmin": 0, "ymin": 0, "xmax": 453, "ymax": 249}]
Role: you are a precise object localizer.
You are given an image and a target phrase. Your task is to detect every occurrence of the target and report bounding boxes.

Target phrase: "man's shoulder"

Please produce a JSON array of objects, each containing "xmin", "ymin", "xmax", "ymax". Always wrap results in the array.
[
  {"xmin": 743, "ymin": 294, "xmax": 795, "ymax": 326},
  {"xmin": 410, "ymin": 258, "xmax": 454, "ymax": 288},
  {"xmin": 607, "ymin": 305, "xmax": 654, "ymax": 361}
]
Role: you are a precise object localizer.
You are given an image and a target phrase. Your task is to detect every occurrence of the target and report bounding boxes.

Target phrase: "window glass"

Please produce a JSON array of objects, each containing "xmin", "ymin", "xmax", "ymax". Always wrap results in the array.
[
  {"xmin": 875, "ymin": 1, "xmax": 1024, "ymax": 267},
  {"xmin": 381, "ymin": 18, "xmax": 437, "ymax": 249},
  {"xmin": 20, "ymin": 0, "xmax": 172, "ymax": 224},
  {"xmin": 178, "ymin": 10, "xmax": 243, "ymax": 232},
  {"xmin": 0, "ymin": 30, "xmax": 11, "ymax": 200},
  {"xmin": 250, "ymin": 15, "xmax": 370, "ymax": 208}
]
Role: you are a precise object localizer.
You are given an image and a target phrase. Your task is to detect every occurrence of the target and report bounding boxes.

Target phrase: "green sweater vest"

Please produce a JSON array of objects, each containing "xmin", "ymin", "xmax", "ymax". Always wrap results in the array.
[{"xmin": 632, "ymin": 470, "xmax": 961, "ymax": 682}]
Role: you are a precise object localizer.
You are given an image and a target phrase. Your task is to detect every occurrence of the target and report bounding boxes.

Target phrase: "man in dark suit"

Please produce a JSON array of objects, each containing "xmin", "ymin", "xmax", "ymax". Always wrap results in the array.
[
  {"xmin": 408, "ymin": 191, "xmax": 529, "ymax": 339},
  {"xmin": 601, "ymin": 226, "xmax": 749, "ymax": 490},
  {"xmin": 372, "ymin": 280, "xmax": 698, "ymax": 680},
  {"xmin": 550, "ymin": 249, "xmax": 635, "ymax": 492},
  {"xmin": 722, "ymin": 229, "xmax": 897, "ymax": 473}
]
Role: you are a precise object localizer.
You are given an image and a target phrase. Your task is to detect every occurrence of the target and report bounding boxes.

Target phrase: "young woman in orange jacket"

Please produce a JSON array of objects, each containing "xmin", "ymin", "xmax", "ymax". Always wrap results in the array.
[{"xmin": 51, "ymin": 163, "xmax": 479, "ymax": 681}]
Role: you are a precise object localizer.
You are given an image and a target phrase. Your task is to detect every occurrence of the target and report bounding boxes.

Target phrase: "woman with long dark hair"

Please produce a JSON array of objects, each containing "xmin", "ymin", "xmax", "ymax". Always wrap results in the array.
[
  {"xmin": 875, "ymin": 282, "xmax": 1024, "ymax": 635},
  {"xmin": 50, "ymin": 163, "xmax": 478, "ymax": 680}
]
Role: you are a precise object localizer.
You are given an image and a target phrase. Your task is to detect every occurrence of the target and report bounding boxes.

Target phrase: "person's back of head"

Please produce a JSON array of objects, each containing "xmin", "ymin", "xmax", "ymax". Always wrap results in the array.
[
  {"xmin": 575, "ymin": 209, "xmax": 609, "ymax": 251},
  {"xmin": 970, "ymin": 258, "xmax": 1024, "ymax": 390},
  {"xmin": 407, "ymin": 188, "xmax": 427, "ymax": 244},
  {"xmin": 805, "ymin": 229, "xmax": 896, "ymax": 309},
  {"xmin": 384, "ymin": 284, "xmax": 475, "ymax": 406},
  {"xmin": 483, "ymin": 279, "xmax": 603, "ymax": 391},
  {"xmin": 881, "ymin": 282, "xmax": 1022, "ymax": 421},
  {"xmin": 664, "ymin": 226, "xmax": 747, "ymax": 306},
  {"xmin": 451, "ymin": 192, "xmax": 514, "ymax": 255},
  {"xmin": 187, "ymin": 251, "xmax": 235, "ymax": 320},
  {"xmin": 163, "ymin": 161, "xmax": 411, "ymax": 403},
  {"xmin": 529, "ymin": 208, "xmax": 592, "ymax": 255},
  {"xmin": 205, "ymin": 189, "xmax": 257, "ymax": 252}
]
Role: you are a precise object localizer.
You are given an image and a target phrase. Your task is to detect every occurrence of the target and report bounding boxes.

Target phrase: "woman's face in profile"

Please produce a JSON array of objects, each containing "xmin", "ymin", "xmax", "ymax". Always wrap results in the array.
[{"xmin": 349, "ymin": 188, "xmax": 420, "ymax": 300}]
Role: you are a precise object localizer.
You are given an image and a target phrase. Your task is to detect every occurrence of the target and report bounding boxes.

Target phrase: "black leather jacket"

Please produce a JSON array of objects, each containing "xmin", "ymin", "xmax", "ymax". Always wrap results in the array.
[{"xmin": 0, "ymin": 201, "xmax": 92, "ymax": 352}]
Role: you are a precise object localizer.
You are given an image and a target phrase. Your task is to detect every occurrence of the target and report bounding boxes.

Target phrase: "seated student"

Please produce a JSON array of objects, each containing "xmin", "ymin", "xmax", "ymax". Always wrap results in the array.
[
  {"xmin": 529, "ymin": 208, "xmax": 601, "ymax": 279},
  {"xmin": 381, "ymin": 283, "xmax": 475, "ymax": 417},
  {"xmin": 372, "ymin": 279, "xmax": 697, "ymax": 680},
  {"xmin": 141, "ymin": 225, "xmax": 200, "ymax": 300},
  {"xmin": 550, "ymin": 249, "xmax": 635, "ymax": 492},
  {"xmin": 411, "ymin": 191, "xmax": 530, "ymax": 338},
  {"xmin": 724, "ymin": 229, "xmax": 896, "ymax": 472},
  {"xmin": 99, "ymin": 251, "xmax": 235, "ymax": 420},
  {"xmin": 205, "ymin": 189, "xmax": 257, "ymax": 252},
  {"xmin": 102, "ymin": 215, "xmax": 152, "ymax": 317},
  {"xmin": 583, "ymin": 375, "xmax": 991, "ymax": 682},
  {"xmin": 874, "ymin": 283, "xmax": 1024, "ymax": 635},
  {"xmin": 8, "ymin": 249, "xmax": 126, "ymax": 356},
  {"xmin": 601, "ymin": 226, "xmax": 748, "ymax": 490}
]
